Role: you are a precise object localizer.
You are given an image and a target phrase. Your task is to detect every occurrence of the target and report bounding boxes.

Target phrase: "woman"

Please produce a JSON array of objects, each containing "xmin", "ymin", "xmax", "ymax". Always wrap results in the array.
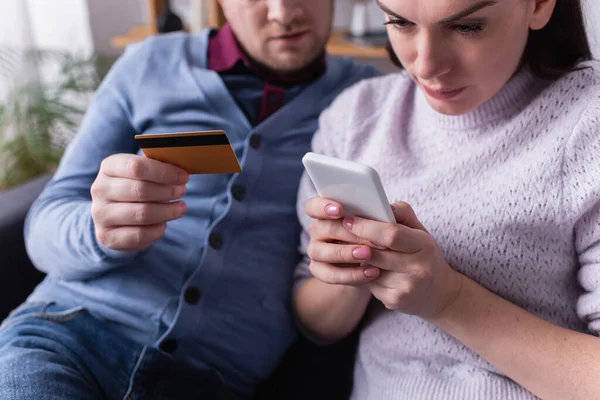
[{"xmin": 293, "ymin": 0, "xmax": 600, "ymax": 399}]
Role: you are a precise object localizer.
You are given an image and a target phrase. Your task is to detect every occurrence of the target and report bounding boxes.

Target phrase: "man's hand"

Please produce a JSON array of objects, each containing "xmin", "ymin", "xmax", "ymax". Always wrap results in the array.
[{"xmin": 90, "ymin": 154, "xmax": 189, "ymax": 252}]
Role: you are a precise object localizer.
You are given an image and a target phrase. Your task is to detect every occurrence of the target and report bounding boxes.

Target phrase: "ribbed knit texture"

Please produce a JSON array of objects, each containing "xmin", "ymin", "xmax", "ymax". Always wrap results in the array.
[{"xmin": 294, "ymin": 61, "xmax": 600, "ymax": 399}]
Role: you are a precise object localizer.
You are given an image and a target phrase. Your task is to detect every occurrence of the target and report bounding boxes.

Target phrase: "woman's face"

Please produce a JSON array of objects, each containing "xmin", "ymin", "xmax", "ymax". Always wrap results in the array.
[{"xmin": 379, "ymin": 0, "xmax": 556, "ymax": 115}]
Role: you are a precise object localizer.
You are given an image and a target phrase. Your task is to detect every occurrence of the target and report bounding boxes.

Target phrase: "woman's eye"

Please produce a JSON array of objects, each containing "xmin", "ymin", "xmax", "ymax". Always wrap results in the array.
[
  {"xmin": 384, "ymin": 18, "xmax": 414, "ymax": 31},
  {"xmin": 451, "ymin": 24, "xmax": 484, "ymax": 36},
  {"xmin": 383, "ymin": 18, "xmax": 484, "ymax": 37}
]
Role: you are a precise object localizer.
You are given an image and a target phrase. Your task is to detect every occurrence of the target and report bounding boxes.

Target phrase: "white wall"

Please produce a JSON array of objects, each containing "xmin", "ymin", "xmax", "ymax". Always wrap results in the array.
[
  {"xmin": 0, "ymin": 0, "xmax": 94, "ymax": 101},
  {"xmin": 86, "ymin": 0, "xmax": 146, "ymax": 57},
  {"xmin": 334, "ymin": 0, "xmax": 384, "ymax": 31},
  {"xmin": 0, "ymin": 0, "xmax": 91, "ymax": 53},
  {"xmin": 584, "ymin": 0, "xmax": 600, "ymax": 58},
  {"xmin": 0, "ymin": 0, "xmax": 93, "ymax": 56},
  {"xmin": 87, "ymin": 0, "xmax": 205, "ymax": 56}
]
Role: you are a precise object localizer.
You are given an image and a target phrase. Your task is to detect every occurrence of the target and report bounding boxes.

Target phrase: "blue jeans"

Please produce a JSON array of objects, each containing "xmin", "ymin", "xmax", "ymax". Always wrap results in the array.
[{"xmin": 0, "ymin": 301, "xmax": 239, "ymax": 400}]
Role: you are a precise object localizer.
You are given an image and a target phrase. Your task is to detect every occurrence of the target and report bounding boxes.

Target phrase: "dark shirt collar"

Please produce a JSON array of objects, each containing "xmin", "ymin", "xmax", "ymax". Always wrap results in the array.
[
  {"xmin": 208, "ymin": 23, "xmax": 326, "ymax": 85},
  {"xmin": 208, "ymin": 23, "xmax": 249, "ymax": 72}
]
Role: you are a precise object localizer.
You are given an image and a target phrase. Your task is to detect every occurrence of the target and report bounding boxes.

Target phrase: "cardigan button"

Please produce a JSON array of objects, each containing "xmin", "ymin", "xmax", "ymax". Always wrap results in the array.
[
  {"xmin": 249, "ymin": 135, "xmax": 262, "ymax": 149},
  {"xmin": 209, "ymin": 232, "xmax": 223, "ymax": 250},
  {"xmin": 231, "ymin": 184, "xmax": 246, "ymax": 201},
  {"xmin": 184, "ymin": 287, "xmax": 201, "ymax": 305},
  {"xmin": 159, "ymin": 339, "xmax": 178, "ymax": 354}
]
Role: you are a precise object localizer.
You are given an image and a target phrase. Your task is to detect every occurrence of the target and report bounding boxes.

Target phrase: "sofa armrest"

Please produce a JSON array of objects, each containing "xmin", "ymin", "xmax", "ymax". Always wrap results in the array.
[
  {"xmin": 0, "ymin": 173, "xmax": 53, "ymax": 319},
  {"xmin": 255, "ymin": 330, "xmax": 359, "ymax": 400}
]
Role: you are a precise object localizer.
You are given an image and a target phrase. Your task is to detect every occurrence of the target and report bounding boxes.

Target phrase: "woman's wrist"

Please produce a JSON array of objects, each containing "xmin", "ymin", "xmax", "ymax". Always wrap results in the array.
[
  {"xmin": 425, "ymin": 269, "xmax": 466, "ymax": 321},
  {"xmin": 299, "ymin": 278, "xmax": 373, "ymax": 343},
  {"xmin": 342, "ymin": 281, "xmax": 373, "ymax": 300},
  {"xmin": 425, "ymin": 273, "xmax": 484, "ymax": 332}
]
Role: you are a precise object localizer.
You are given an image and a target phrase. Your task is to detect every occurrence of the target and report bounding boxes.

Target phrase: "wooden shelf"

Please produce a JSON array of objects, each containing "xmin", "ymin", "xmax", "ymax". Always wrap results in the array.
[
  {"xmin": 110, "ymin": 24, "xmax": 155, "ymax": 49},
  {"xmin": 110, "ymin": 0, "xmax": 387, "ymax": 59},
  {"xmin": 326, "ymin": 31, "xmax": 387, "ymax": 59}
]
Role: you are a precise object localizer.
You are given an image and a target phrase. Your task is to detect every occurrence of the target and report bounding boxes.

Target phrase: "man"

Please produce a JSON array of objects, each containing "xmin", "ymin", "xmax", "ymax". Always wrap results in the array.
[{"xmin": 0, "ymin": 0, "xmax": 379, "ymax": 399}]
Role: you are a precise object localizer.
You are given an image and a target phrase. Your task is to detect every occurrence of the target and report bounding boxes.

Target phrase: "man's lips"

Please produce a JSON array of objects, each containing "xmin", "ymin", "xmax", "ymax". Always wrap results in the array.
[{"xmin": 272, "ymin": 29, "xmax": 309, "ymax": 42}]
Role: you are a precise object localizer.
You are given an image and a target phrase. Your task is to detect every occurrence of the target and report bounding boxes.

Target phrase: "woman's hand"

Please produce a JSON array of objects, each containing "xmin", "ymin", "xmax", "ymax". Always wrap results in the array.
[
  {"xmin": 305, "ymin": 197, "xmax": 463, "ymax": 319},
  {"xmin": 305, "ymin": 196, "xmax": 383, "ymax": 287}
]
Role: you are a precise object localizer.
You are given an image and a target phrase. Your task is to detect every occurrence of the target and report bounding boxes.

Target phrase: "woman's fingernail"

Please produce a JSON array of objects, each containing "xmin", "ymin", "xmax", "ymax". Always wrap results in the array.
[
  {"xmin": 343, "ymin": 217, "xmax": 354, "ymax": 230},
  {"xmin": 325, "ymin": 204, "xmax": 340, "ymax": 217},
  {"xmin": 352, "ymin": 247, "xmax": 371, "ymax": 260},
  {"xmin": 364, "ymin": 267, "xmax": 380, "ymax": 278}
]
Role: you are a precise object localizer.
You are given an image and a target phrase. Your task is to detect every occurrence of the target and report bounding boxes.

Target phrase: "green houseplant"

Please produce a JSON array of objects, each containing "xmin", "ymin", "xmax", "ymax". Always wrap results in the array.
[{"xmin": 0, "ymin": 49, "xmax": 112, "ymax": 190}]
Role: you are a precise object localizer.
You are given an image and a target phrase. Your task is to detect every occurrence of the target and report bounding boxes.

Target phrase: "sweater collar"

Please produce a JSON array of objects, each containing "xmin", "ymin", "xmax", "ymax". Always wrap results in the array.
[{"xmin": 414, "ymin": 65, "xmax": 549, "ymax": 130}]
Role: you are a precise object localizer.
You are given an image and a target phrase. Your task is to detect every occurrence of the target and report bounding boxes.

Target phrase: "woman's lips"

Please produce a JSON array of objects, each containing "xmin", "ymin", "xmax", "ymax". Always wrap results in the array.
[{"xmin": 421, "ymin": 85, "xmax": 466, "ymax": 100}]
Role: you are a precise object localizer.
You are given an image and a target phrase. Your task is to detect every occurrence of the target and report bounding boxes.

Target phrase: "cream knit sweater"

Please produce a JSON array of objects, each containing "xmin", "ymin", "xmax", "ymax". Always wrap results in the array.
[{"xmin": 294, "ymin": 62, "xmax": 600, "ymax": 399}]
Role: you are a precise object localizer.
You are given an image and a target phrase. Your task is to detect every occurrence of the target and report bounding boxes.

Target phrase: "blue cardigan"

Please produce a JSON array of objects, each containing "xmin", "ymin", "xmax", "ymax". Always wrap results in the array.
[{"xmin": 24, "ymin": 29, "xmax": 379, "ymax": 395}]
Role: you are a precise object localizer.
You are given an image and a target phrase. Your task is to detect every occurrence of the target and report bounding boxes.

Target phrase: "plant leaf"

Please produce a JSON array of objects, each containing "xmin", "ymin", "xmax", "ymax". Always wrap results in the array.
[{"xmin": 0, "ymin": 46, "xmax": 106, "ymax": 189}]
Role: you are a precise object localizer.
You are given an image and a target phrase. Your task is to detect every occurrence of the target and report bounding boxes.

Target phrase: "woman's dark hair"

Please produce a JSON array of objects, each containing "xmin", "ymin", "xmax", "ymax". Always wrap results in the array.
[{"xmin": 386, "ymin": 0, "xmax": 592, "ymax": 80}]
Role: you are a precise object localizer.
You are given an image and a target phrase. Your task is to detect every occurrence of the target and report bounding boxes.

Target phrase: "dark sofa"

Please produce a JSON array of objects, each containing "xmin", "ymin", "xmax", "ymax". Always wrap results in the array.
[
  {"xmin": 0, "ymin": 173, "xmax": 50, "ymax": 319},
  {"xmin": 0, "ymin": 173, "xmax": 357, "ymax": 399}
]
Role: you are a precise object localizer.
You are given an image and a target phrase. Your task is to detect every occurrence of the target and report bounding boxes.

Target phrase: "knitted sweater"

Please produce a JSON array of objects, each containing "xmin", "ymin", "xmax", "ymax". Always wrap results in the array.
[{"xmin": 294, "ymin": 62, "xmax": 600, "ymax": 399}]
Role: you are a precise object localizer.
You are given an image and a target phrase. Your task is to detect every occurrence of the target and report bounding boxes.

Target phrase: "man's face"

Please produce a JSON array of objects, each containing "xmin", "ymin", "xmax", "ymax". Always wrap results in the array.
[{"xmin": 219, "ymin": 0, "xmax": 333, "ymax": 76}]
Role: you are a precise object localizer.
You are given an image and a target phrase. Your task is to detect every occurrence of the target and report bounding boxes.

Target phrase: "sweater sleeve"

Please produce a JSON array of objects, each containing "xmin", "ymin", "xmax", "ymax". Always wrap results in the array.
[
  {"xmin": 23, "ymin": 42, "xmax": 150, "ymax": 281},
  {"xmin": 563, "ymin": 89, "xmax": 600, "ymax": 336}
]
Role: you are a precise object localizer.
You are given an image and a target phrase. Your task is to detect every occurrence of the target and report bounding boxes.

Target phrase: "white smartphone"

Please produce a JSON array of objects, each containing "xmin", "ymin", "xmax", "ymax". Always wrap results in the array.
[{"xmin": 302, "ymin": 152, "xmax": 396, "ymax": 223}]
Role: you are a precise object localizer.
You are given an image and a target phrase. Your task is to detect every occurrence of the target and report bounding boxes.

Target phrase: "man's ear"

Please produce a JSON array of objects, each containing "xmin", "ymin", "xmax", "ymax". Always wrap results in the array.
[{"xmin": 529, "ymin": 0, "xmax": 557, "ymax": 31}]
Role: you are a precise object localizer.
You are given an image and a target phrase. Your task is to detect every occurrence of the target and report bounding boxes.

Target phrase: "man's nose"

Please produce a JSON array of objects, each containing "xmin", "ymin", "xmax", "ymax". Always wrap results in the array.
[{"xmin": 266, "ymin": 0, "xmax": 303, "ymax": 26}]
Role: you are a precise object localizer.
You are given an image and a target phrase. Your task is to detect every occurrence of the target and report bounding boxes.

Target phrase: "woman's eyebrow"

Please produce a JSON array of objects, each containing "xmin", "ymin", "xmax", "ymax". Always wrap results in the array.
[{"xmin": 376, "ymin": 0, "xmax": 498, "ymax": 24}]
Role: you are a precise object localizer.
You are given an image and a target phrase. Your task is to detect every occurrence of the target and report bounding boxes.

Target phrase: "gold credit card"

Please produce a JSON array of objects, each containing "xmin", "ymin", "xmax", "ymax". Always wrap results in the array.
[{"xmin": 134, "ymin": 130, "xmax": 242, "ymax": 174}]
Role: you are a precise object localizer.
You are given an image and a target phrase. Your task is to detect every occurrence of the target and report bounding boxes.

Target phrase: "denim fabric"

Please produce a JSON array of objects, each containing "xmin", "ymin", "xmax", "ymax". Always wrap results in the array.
[{"xmin": 0, "ymin": 302, "xmax": 239, "ymax": 400}]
